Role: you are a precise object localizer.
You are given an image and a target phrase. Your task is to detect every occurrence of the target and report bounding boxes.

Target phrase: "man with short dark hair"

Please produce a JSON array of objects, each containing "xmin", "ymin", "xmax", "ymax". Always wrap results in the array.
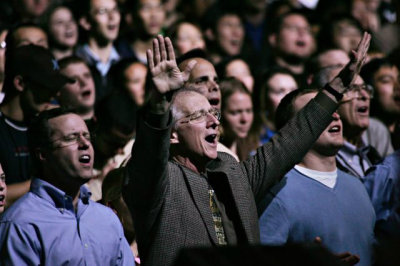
[
  {"xmin": 123, "ymin": 33, "xmax": 371, "ymax": 266},
  {"xmin": 259, "ymin": 89, "xmax": 375, "ymax": 266},
  {"xmin": 0, "ymin": 44, "xmax": 72, "ymax": 206},
  {"xmin": 76, "ymin": 0, "xmax": 121, "ymax": 102},
  {"xmin": 268, "ymin": 11, "xmax": 316, "ymax": 82},
  {"xmin": 58, "ymin": 56, "xmax": 96, "ymax": 122},
  {"xmin": 0, "ymin": 108, "xmax": 134, "ymax": 265}
]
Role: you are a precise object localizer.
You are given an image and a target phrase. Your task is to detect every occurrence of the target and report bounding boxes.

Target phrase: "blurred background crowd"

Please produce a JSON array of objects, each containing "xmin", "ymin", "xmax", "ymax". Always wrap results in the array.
[{"xmin": 0, "ymin": 0, "xmax": 400, "ymax": 264}]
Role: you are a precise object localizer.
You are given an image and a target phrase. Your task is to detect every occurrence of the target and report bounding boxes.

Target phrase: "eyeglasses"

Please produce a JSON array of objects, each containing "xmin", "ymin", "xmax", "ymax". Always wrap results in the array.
[
  {"xmin": 345, "ymin": 84, "xmax": 374, "ymax": 99},
  {"xmin": 178, "ymin": 108, "xmax": 221, "ymax": 124},
  {"xmin": 92, "ymin": 6, "xmax": 120, "ymax": 16},
  {"xmin": 50, "ymin": 132, "xmax": 93, "ymax": 148}
]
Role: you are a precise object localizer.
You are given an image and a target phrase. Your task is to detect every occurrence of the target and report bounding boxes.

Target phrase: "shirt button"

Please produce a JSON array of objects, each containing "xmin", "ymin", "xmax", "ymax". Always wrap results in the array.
[{"xmin": 84, "ymin": 244, "xmax": 88, "ymax": 248}]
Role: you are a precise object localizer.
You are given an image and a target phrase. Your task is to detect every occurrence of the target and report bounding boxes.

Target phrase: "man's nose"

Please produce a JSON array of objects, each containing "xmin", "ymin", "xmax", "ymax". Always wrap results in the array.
[
  {"xmin": 208, "ymin": 80, "xmax": 219, "ymax": 92},
  {"xmin": 332, "ymin": 111, "xmax": 340, "ymax": 120}
]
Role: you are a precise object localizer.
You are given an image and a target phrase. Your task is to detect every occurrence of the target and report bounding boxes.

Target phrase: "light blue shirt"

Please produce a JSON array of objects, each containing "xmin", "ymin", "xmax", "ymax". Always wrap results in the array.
[
  {"xmin": 76, "ymin": 44, "xmax": 120, "ymax": 76},
  {"xmin": 0, "ymin": 178, "xmax": 134, "ymax": 265}
]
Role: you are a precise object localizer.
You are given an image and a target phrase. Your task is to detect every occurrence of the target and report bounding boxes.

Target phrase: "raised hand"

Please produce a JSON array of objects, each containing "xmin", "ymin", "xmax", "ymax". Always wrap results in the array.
[
  {"xmin": 147, "ymin": 35, "xmax": 197, "ymax": 95},
  {"xmin": 329, "ymin": 32, "xmax": 371, "ymax": 93}
]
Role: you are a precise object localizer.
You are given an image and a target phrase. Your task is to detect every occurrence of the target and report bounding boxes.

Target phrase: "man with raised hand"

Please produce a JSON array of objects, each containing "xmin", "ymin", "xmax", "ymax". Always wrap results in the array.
[{"xmin": 123, "ymin": 33, "xmax": 371, "ymax": 266}]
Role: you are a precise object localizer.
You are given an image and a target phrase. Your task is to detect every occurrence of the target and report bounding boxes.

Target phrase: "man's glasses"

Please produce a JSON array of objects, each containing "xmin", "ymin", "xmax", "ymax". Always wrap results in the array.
[
  {"xmin": 345, "ymin": 84, "xmax": 374, "ymax": 99},
  {"xmin": 177, "ymin": 108, "xmax": 221, "ymax": 124},
  {"xmin": 50, "ymin": 132, "xmax": 93, "ymax": 148}
]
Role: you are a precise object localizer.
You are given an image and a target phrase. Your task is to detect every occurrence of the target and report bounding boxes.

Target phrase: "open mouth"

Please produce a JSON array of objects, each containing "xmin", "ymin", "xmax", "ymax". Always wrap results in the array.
[
  {"xmin": 79, "ymin": 155, "xmax": 91, "ymax": 164},
  {"xmin": 65, "ymin": 31, "xmax": 75, "ymax": 38},
  {"xmin": 0, "ymin": 195, "xmax": 5, "ymax": 201},
  {"xmin": 208, "ymin": 98, "xmax": 220, "ymax": 107},
  {"xmin": 205, "ymin": 134, "xmax": 217, "ymax": 144},
  {"xmin": 295, "ymin": 40, "xmax": 306, "ymax": 47},
  {"xmin": 108, "ymin": 25, "xmax": 118, "ymax": 31},
  {"xmin": 81, "ymin": 90, "xmax": 92, "ymax": 98},
  {"xmin": 328, "ymin": 125, "xmax": 341, "ymax": 133},
  {"xmin": 229, "ymin": 40, "xmax": 240, "ymax": 47},
  {"xmin": 357, "ymin": 106, "xmax": 368, "ymax": 113}
]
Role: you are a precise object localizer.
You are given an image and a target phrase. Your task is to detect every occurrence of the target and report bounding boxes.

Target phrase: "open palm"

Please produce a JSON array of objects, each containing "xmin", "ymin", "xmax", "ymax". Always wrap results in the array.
[{"xmin": 147, "ymin": 36, "xmax": 196, "ymax": 94}]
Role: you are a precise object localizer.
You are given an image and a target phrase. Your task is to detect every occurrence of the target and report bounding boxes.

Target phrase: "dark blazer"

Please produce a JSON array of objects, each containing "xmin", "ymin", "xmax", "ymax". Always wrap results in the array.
[{"xmin": 123, "ymin": 92, "xmax": 338, "ymax": 266}]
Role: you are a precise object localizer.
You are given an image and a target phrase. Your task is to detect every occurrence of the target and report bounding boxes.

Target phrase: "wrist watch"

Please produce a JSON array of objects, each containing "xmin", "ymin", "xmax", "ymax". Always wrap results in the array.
[{"xmin": 323, "ymin": 84, "xmax": 343, "ymax": 101}]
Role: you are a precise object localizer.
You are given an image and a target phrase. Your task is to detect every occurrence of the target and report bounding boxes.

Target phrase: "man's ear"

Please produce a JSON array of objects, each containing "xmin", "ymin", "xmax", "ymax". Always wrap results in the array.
[
  {"xmin": 79, "ymin": 16, "xmax": 92, "ymax": 31},
  {"xmin": 125, "ymin": 13, "xmax": 133, "ymax": 28},
  {"xmin": 170, "ymin": 130, "xmax": 179, "ymax": 144},
  {"xmin": 204, "ymin": 28, "xmax": 215, "ymax": 41},
  {"xmin": 13, "ymin": 75, "xmax": 25, "ymax": 92},
  {"xmin": 268, "ymin": 33, "xmax": 277, "ymax": 48},
  {"xmin": 37, "ymin": 148, "xmax": 47, "ymax": 162}
]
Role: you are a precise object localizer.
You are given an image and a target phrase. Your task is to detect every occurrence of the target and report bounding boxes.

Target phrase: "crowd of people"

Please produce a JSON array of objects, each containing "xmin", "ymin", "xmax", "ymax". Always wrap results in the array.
[{"xmin": 0, "ymin": 0, "xmax": 399, "ymax": 265}]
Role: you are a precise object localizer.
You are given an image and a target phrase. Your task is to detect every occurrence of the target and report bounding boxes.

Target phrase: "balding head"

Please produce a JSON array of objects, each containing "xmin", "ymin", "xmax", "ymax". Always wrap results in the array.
[{"xmin": 179, "ymin": 57, "xmax": 221, "ymax": 109}]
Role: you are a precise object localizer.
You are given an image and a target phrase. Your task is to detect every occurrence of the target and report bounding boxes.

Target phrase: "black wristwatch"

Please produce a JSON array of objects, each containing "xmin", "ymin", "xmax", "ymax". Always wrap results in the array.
[{"xmin": 323, "ymin": 84, "xmax": 343, "ymax": 101}]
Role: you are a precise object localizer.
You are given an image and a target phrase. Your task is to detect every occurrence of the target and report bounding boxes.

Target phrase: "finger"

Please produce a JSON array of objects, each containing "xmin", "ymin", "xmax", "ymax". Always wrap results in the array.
[
  {"xmin": 165, "ymin": 37, "xmax": 175, "ymax": 61},
  {"xmin": 147, "ymin": 49, "xmax": 154, "ymax": 71},
  {"xmin": 337, "ymin": 252, "xmax": 352, "ymax": 259},
  {"xmin": 344, "ymin": 255, "xmax": 360, "ymax": 265},
  {"xmin": 313, "ymin": 236, "xmax": 322, "ymax": 244},
  {"xmin": 153, "ymin": 38, "xmax": 161, "ymax": 65},
  {"xmin": 158, "ymin": 35, "xmax": 167, "ymax": 61},
  {"xmin": 182, "ymin": 59, "xmax": 197, "ymax": 81}
]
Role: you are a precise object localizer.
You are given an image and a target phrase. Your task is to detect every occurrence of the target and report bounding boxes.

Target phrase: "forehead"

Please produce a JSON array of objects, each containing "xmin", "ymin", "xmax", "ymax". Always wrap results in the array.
[
  {"xmin": 176, "ymin": 91, "xmax": 210, "ymax": 113},
  {"xmin": 178, "ymin": 23, "xmax": 200, "ymax": 35},
  {"xmin": 51, "ymin": 7, "xmax": 72, "ymax": 19},
  {"xmin": 268, "ymin": 73, "xmax": 296, "ymax": 86},
  {"xmin": 91, "ymin": 0, "xmax": 116, "ymax": 8},
  {"xmin": 48, "ymin": 113, "xmax": 88, "ymax": 136},
  {"xmin": 226, "ymin": 92, "xmax": 252, "ymax": 105},
  {"xmin": 294, "ymin": 92, "xmax": 317, "ymax": 111},
  {"xmin": 139, "ymin": 0, "xmax": 161, "ymax": 6},
  {"xmin": 375, "ymin": 65, "xmax": 399, "ymax": 77},
  {"xmin": 282, "ymin": 14, "xmax": 308, "ymax": 27},
  {"xmin": 226, "ymin": 60, "xmax": 250, "ymax": 73},
  {"xmin": 62, "ymin": 62, "xmax": 90, "ymax": 74},
  {"xmin": 190, "ymin": 59, "xmax": 217, "ymax": 78},
  {"xmin": 318, "ymin": 50, "xmax": 349, "ymax": 68},
  {"xmin": 126, "ymin": 62, "xmax": 146, "ymax": 73},
  {"xmin": 14, "ymin": 27, "xmax": 46, "ymax": 39},
  {"xmin": 218, "ymin": 14, "xmax": 241, "ymax": 24}
]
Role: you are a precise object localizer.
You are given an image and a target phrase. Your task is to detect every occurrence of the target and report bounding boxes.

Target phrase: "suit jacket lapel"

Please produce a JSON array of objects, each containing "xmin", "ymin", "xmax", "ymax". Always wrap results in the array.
[
  {"xmin": 178, "ymin": 164, "xmax": 219, "ymax": 245},
  {"xmin": 207, "ymin": 158, "xmax": 254, "ymax": 242}
]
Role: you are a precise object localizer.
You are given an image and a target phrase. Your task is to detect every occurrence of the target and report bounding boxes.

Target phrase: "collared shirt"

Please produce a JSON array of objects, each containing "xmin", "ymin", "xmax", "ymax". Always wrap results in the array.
[
  {"xmin": 0, "ymin": 178, "xmax": 134, "ymax": 265},
  {"xmin": 76, "ymin": 44, "xmax": 120, "ymax": 76},
  {"xmin": 337, "ymin": 141, "xmax": 373, "ymax": 179}
]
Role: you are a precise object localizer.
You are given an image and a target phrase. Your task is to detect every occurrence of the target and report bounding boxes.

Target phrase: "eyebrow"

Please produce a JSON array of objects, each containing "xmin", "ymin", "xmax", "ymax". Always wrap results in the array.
[{"xmin": 194, "ymin": 76, "xmax": 209, "ymax": 82}]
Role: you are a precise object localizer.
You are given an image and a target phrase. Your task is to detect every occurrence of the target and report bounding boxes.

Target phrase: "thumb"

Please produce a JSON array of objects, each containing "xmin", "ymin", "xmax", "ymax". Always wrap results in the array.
[
  {"xmin": 313, "ymin": 236, "xmax": 322, "ymax": 245},
  {"xmin": 182, "ymin": 60, "xmax": 197, "ymax": 82}
]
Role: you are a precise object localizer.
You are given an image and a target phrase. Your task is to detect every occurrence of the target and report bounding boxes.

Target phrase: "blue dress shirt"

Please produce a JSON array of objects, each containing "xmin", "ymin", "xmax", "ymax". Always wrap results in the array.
[{"xmin": 0, "ymin": 178, "xmax": 134, "ymax": 265}]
